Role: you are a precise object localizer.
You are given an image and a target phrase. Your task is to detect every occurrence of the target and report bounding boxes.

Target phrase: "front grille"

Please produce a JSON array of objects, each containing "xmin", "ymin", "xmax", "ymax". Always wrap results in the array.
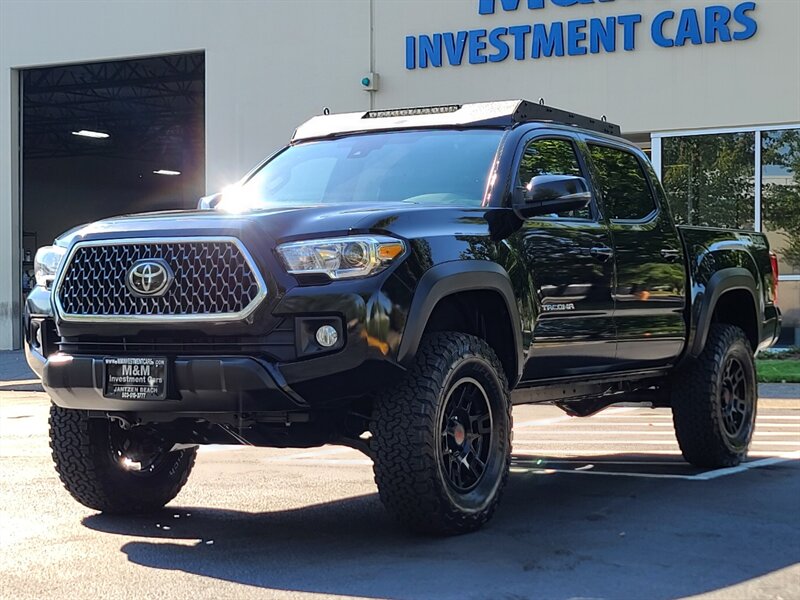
[{"xmin": 55, "ymin": 238, "xmax": 265, "ymax": 321}]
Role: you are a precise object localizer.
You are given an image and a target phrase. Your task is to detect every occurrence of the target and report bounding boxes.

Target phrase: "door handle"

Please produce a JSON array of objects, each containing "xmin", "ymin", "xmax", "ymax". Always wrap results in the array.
[
  {"xmin": 660, "ymin": 248, "xmax": 681, "ymax": 262},
  {"xmin": 590, "ymin": 247, "xmax": 614, "ymax": 262}
]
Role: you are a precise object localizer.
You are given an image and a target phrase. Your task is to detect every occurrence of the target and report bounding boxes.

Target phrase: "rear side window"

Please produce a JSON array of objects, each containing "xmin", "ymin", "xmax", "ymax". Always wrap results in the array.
[
  {"xmin": 588, "ymin": 145, "xmax": 656, "ymax": 221},
  {"xmin": 517, "ymin": 138, "xmax": 590, "ymax": 219}
]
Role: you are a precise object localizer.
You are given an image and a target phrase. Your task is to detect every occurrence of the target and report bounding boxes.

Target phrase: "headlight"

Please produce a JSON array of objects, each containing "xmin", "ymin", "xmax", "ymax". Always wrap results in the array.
[
  {"xmin": 276, "ymin": 235, "xmax": 405, "ymax": 280},
  {"xmin": 34, "ymin": 245, "xmax": 67, "ymax": 288}
]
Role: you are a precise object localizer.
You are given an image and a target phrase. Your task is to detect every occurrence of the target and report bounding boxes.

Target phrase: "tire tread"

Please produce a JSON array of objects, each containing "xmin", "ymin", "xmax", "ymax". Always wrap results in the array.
[
  {"xmin": 371, "ymin": 332, "xmax": 511, "ymax": 535},
  {"xmin": 49, "ymin": 405, "xmax": 196, "ymax": 513},
  {"xmin": 671, "ymin": 324, "xmax": 756, "ymax": 468}
]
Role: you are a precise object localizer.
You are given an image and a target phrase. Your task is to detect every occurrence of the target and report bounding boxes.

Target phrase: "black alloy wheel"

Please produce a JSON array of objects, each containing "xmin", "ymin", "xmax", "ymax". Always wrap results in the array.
[
  {"xmin": 719, "ymin": 355, "xmax": 755, "ymax": 443},
  {"xmin": 439, "ymin": 377, "xmax": 493, "ymax": 493},
  {"xmin": 107, "ymin": 421, "xmax": 172, "ymax": 476}
]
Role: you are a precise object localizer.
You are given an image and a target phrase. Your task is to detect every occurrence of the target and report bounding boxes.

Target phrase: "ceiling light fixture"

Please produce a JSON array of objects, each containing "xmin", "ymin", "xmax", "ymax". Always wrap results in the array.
[
  {"xmin": 153, "ymin": 169, "xmax": 181, "ymax": 176},
  {"xmin": 71, "ymin": 129, "xmax": 110, "ymax": 139}
]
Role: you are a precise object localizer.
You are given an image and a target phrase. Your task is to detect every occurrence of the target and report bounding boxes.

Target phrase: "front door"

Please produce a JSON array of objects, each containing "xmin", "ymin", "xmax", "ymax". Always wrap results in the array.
[{"xmin": 511, "ymin": 135, "xmax": 617, "ymax": 382}]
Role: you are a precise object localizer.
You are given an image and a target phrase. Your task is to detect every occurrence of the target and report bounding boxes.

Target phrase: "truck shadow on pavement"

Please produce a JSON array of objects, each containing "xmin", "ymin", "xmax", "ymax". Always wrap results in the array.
[{"xmin": 82, "ymin": 462, "xmax": 800, "ymax": 600}]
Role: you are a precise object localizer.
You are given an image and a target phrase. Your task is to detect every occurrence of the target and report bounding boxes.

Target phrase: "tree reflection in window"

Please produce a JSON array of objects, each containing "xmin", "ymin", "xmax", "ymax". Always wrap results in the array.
[
  {"xmin": 662, "ymin": 133, "xmax": 755, "ymax": 229},
  {"xmin": 588, "ymin": 145, "xmax": 656, "ymax": 221},
  {"xmin": 762, "ymin": 129, "xmax": 800, "ymax": 274}
]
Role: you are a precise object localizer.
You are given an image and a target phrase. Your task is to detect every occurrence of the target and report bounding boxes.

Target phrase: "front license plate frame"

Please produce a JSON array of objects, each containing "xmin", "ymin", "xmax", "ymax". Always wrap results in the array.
[{"xmin": 103, "ymin": 357, "xmax": 167, "ymax": 401}]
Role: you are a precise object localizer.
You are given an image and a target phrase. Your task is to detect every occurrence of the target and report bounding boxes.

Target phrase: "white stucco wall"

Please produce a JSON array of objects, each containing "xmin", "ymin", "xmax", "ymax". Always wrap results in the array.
[
  {"xmin": 0, "ymin": 0, "xmax": 371, "ymax": 349},
  {"xmin": 1, "ymin": 0, "xmax": 799, "ymax": 349}
]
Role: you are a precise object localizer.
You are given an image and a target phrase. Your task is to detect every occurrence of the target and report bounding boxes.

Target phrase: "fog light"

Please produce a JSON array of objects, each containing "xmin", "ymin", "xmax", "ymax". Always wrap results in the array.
[{"xmin": 315, "ymin": 325, "xmax": 339, "ymax": 348}]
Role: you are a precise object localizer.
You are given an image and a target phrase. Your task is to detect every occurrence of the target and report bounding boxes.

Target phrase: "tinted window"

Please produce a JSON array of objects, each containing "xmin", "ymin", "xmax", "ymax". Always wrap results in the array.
[
  {"xmin": 589, "ymin": 145, "xmax": 656, "ymax": 220},
  {"xmin": 224, "ymin": 130, "xmax": 503, "ymax": 211},
  {"xmin": 517, "ymin": 138, "xmax": 589, "ymax": 219}
]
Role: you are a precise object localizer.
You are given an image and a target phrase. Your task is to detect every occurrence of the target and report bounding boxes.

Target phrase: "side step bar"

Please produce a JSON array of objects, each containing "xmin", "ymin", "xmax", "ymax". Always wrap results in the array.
[{"xmin": 511, "ymin": 368, "xmax": 671, "ymax": 417}]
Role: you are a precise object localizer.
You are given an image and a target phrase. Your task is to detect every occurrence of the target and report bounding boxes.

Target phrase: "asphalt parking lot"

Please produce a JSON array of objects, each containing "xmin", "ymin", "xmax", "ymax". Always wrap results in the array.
[{"xmin": 1, "ymin": 359, "xmax": 799, "ymax": 600}]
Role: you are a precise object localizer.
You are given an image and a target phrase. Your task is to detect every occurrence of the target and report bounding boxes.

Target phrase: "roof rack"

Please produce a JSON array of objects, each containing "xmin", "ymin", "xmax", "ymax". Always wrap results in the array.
[
  {"xmin": 292, "ymin": 100, "xmax": 621, "ymax": 141},
  {"xmin": 512, "ymin": 100, "xmax": 620, "ymax": 137}
]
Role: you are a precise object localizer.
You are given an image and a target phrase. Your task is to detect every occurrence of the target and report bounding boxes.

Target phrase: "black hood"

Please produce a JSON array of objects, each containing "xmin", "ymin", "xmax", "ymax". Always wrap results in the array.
[{"xmin": 56, "ymin": 202, "xmax": 494, "ymax": 246}]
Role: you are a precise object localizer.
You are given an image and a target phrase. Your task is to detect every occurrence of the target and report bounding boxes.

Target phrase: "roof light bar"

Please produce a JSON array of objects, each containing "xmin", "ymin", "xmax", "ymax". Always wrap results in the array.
[
  {"xmin": 71, "ymin": 129, "xmax": 110, "ymax": 139},
  {"xmin": 364, "ymin": 105, "xmax": 461, "ymax": 119},
  {"xmin": 294, "ymin": 100, "xmax": 621, "ymax": 141}
]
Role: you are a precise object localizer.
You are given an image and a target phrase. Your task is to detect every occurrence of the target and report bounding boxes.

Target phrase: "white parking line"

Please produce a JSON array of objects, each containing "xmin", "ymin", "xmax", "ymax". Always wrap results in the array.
[
  {"xmin": 512, "ymin": 449, "xmax": 795, "ymax": 458},
  {"xmin": 510, "ymin": 450, "xmax": 800, "ymax": 480},
  {"xmin": 513, "ymin": 439, "xmax": 800, "ymax": 447},
  {"xmin": 509, "ymin": 467, "xmax": 697, "ymax": 480},
  {"xmin": 692, "ymin": 451, "xmax": 800, "ymax": 480},
  {"xmin": 268, "ymin": 447, "xmax": 355, "ymax": 461},
  {"xmin": 513, "ymin": 430, "xmax": 798, "ymax": 437},
  {"xmin": 259, "ymin": 448, "xmax": 800, "ymax": 467},
  {"xmin": 529, "ymin": 421, "xmax": 800, "ymax": 428},
  {"xmin": 273, "ymin": 458, "xmax": 374, "ymax": 466},
  {"xmin": 569, "ymin": 414, "xmax": 800, "ymax": 421},
  {"xmin": 514, "ymin": 407, "xmax": 639, "ymax": 428}
]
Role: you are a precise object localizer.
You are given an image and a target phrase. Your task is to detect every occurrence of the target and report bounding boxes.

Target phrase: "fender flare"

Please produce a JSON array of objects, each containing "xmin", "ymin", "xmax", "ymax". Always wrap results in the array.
[
  {"xmin": 690, "ymin": 267, "xmax": 761, "ymax": 357},
  {"xmin": 396, "ymin": 260, "xmax": 524, "ymax": 386}
]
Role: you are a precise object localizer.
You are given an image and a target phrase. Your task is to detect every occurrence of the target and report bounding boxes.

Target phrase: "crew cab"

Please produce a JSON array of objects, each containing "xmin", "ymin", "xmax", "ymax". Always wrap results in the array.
[{"xmin": 26, "ymin": 101, "xmax": 781, "ymax": 534}]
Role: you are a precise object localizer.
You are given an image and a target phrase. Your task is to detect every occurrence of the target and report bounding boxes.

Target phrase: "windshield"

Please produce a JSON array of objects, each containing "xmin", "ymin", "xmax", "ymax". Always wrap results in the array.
[{"xmin": 228, "ymin": 129, "xmax": 503, "ymax": 210}]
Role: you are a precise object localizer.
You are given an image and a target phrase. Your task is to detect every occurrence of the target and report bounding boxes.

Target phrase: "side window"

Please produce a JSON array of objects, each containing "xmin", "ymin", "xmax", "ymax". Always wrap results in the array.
[
  {"xmin": 588, "ymin": 144, "xmax": 656, "ymax": 221},
  {"xmin": 517, "ymin": 138, "xmax": 590, "ymax": 219}
]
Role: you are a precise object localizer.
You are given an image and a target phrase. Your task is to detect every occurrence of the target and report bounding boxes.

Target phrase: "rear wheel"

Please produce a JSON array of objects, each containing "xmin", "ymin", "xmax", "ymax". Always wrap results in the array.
[
  {"xmin": 671, "ymin": 324, "xmax": 757, "ymax": 468},
  {"xmin": 371, "ymin": 332, "xmax": 512, "ymax": 535},
  {"xmin": 49, "ymin": 405, "xmax": 196, "ymax": 513}
]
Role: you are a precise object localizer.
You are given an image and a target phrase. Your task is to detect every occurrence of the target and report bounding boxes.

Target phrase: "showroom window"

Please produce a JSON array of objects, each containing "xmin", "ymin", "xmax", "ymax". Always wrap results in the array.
[
  {"xmin": 653, "ymin": 125, "xmax": 800, "ymax": 346},
  {"xmin": 660, "ymin": 132, "xmax": 755, "ymax": 229},
  {"xmin": 762, "ymin": 130, "xmax": 800, "ymax": 276}
]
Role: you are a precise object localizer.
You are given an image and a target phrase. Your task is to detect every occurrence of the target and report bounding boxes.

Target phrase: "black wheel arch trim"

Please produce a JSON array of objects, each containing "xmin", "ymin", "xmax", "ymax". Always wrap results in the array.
[
  {"xmin": 689, "ymin": 267, "xmax": 761, "ymax": 358},
  {"xmin": 396, "ymin": 260, "xmax": 524, "ymax": 387}
]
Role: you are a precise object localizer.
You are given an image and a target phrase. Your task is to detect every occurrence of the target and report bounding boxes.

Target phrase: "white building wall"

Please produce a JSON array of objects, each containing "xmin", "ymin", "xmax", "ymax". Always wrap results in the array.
[
  {"xmin": 0, "ymin": 0, "xmax": 372, "ymax": 349},
  {"xmin": 1, "ymin": 0, "xmax": 799, "ymax": 349}
]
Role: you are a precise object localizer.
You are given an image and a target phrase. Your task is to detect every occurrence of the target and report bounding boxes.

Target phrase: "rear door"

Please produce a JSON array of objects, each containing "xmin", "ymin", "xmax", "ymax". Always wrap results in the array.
[
  {"xmin": 583, "ymin": 140, "xmax": 687, "ymax": 369},
  {"xmin": 511, "ymin": 133, "xmax": 617, "ymax": 381}
]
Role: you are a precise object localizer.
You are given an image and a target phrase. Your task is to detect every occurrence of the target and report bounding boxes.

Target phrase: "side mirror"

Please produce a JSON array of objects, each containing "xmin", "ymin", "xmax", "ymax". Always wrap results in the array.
[
  {"xmin": 515, "ymin": 175, "xmax": 591, "ymax": 218},
  {"xmin": 197, "ymin": 192, "xmax": 223, "ymax": 210}
]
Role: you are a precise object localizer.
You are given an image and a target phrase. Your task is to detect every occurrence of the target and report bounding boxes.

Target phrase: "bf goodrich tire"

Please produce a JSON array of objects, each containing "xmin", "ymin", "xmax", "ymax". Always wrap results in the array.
[
  {"xmin": 371, "ymin": 332, "xmax": 512, "ymax": 535},
  {"xmin": 49, "ymin": 404, "xmax": 196, "ymax": 513},
  {"xmin": 671, "ymin": 324, "xmax": 757, "ymax": 468}
]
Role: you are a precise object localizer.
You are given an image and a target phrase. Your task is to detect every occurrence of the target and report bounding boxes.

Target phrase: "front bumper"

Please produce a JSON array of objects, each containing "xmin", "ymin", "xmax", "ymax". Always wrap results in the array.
[
  {"xmin": 24, "ymin": 241, "xmax": 415, "ymax": 411},
  {"xmin": 42, "ymin": 353, "xmax": 307, "ymax": 414}
]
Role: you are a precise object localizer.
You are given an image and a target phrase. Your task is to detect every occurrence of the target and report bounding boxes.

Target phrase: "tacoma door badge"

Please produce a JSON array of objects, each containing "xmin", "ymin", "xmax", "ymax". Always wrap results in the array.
[
  {"xmin": 126, "ymin": 259, "xmax": 174, "ymax": 297},
  {"xmin": 542, "ymin": 303, "xmax": 576, "ymax": 312}
]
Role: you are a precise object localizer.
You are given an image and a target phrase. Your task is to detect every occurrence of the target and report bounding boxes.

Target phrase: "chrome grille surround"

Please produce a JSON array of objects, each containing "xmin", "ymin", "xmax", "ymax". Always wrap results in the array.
[{"xmin": 53, "ymin": 237, "xmax": 267, "ymax": 323}]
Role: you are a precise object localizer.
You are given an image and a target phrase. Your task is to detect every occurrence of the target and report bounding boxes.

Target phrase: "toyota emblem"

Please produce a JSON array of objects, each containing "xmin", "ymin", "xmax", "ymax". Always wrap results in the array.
[{"xmin": 126, "ymin": 259, "xmax": 174, "ymax": 297}]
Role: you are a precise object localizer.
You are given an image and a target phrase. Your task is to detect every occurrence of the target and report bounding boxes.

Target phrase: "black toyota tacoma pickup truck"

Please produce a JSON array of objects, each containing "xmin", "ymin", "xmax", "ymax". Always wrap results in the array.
[{"xmin": 26, "ymin": 100, "xmax": 781, "ymax": 535}]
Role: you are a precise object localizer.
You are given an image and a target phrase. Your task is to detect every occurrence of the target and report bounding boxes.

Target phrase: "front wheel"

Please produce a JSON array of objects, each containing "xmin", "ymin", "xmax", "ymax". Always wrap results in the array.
[
  {"xmin": 371, "ymin": 332, "xmax": 512, "ymax": 535},
  {"xmin": 49, "ymin": 405, "xmax": 196, "ymax": 513},
  {"xmin": 671, "ymin": 324, "xmax": 757, "ymax": 468}
]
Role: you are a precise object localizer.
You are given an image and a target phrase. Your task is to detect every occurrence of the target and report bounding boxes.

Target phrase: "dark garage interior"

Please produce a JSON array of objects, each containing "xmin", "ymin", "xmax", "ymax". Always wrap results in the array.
[{"xmin": 21, "ymin": 52, "xmax": 205, "ymax": 298}]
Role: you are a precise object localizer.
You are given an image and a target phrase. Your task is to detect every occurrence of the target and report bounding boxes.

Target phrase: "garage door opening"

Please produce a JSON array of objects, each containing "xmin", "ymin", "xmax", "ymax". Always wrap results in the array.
[{"xmin": 20, "ymin": 52, "xmax": 205, "ymax": 301}]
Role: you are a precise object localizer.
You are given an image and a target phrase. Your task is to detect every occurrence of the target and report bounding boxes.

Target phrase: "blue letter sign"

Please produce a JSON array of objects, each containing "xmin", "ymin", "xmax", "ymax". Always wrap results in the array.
[{"xmin": 406, "ymin": 0, "xmax": 758, "ymax": 69}]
